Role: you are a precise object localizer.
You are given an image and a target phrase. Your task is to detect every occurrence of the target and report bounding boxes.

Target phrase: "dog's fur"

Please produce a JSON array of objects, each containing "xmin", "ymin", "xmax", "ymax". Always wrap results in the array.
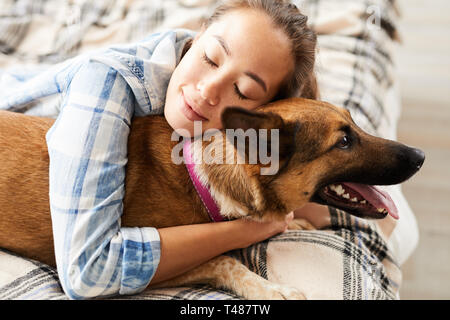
[{"xmin": 0, "ymin": 98, "xmax": 424, "ymax": 299}]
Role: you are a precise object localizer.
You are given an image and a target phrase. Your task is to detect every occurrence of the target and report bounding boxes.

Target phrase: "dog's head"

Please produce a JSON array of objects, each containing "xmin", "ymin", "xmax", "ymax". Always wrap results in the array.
[{"xmin": 204, "ymin": 98, "xmax": 424, "ymax": 221}]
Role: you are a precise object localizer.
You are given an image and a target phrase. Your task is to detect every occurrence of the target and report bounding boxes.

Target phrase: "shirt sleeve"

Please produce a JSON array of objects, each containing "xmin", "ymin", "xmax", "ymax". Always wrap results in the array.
[{"xmin": 45, "ymin": 59, "xmax": 161, "ymax": 299}]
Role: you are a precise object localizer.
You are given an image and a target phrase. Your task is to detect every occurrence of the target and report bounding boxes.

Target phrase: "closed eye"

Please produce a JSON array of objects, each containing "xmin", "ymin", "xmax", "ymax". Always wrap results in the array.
[
  {"xmin": 203, "ymin": 52, "xmax": 248, "ymax": 100},
  {"xmin": 234, "ymin": 84, "xmax": 248, "ymax": 100},
  {"xmin": 203, "ymin": 52, "xmax": 217, "ymax": 68}
]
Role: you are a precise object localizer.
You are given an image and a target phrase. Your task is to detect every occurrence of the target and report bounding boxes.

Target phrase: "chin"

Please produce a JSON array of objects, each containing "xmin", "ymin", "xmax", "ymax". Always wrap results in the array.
[{"xmin": 167, "ymin": 113, "xmax": 195, "ymax": 138}]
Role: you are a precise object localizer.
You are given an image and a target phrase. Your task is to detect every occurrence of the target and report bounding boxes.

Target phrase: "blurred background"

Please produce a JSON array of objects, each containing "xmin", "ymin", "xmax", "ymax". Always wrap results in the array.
[{"xmin": 396, "ymin": 0, "xmax": 450, "ymax": 299}]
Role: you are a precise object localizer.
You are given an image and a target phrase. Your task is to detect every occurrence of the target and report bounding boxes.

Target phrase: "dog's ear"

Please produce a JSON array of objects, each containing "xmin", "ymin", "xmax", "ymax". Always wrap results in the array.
[
  {"xmin": 221, "ymin": 106, "xmax": 283, "ymax": 132},
  {"xmin": 221, "ymin": 106, "xmax": 299, "ymax": 166}
]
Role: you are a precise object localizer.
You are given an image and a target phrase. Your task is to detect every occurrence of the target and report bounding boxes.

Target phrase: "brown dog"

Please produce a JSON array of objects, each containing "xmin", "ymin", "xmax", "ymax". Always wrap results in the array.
[{"xmin": 0, "ymin": 98, "xmax": 424, "ymax": 299}]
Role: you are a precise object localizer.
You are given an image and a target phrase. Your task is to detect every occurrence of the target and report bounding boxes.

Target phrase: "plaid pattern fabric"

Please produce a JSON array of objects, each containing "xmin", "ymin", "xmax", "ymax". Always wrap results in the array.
[
  {"xmin": 0, "ymin": 0, "xmax": 415, "ymax": 300},
  {"xmin": 228, "ymin": 208, "xmax": 401, "ymax": 300}
]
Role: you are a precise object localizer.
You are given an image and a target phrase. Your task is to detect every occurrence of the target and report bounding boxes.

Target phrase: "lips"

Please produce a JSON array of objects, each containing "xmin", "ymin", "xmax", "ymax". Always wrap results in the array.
[{"xmin": 181, "ymin": 90, "xmax": 208, "ymax": 122}]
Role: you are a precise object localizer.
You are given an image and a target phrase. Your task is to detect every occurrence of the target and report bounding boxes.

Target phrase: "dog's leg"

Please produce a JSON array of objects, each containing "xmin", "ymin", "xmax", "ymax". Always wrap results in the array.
[{"xmin": 149, "ymin": 255, "xmax": 305, "ymax": 300}]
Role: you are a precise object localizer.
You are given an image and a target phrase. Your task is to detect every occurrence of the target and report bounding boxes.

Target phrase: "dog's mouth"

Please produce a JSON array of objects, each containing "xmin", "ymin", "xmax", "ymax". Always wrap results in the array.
[{"xmin": 313, "ymin": 182, "xmax": 399, "ymax": 220}]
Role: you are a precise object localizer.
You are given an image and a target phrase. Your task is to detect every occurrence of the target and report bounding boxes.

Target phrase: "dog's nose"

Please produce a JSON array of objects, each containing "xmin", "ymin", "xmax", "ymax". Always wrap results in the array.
[{"xmin": 410, "ymin": 147, "xmax": 425, "ymax": 170}]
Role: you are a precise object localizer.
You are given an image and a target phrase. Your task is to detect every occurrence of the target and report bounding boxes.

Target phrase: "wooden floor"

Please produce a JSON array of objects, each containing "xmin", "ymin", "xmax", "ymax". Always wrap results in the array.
[{"xmin": 395, "ymin": 0, "xmax": 450, "ymax": 299}]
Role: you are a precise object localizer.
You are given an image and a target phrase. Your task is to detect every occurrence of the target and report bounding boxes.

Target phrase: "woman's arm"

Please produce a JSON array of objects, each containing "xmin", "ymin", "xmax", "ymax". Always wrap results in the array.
[
  {"xmin": 46, "ymin": 59, "xmax": 159, "ymax": 299},
  {"xmin": 150, "ymin": 213, "xmax": 294, "ymax": 285}
]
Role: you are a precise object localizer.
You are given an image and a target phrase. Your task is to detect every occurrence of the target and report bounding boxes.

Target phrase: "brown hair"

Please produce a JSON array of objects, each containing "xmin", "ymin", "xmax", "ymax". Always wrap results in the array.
[{"xmin": 204, "ymin": 0, "xmax": 319, "ymax": 100}]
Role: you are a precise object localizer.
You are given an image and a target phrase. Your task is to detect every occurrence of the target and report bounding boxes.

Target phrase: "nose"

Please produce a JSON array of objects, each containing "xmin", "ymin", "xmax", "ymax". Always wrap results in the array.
[
  {"xmin": 393, "ymin": 145, "xmax": 425, "ymax": 182},
  {"xmin": 409, "ymin": 147, "xmax": 425, "ymax": 170},
  {"xmin": 197, "ymin": 79, "xmax": 220, "ymax": 106}
]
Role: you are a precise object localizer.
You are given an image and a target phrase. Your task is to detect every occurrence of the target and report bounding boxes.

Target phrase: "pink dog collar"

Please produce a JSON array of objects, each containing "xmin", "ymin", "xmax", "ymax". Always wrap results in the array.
[{"xmin": 183, "ymin": 139, "xmax": 225, "ymax": 222}]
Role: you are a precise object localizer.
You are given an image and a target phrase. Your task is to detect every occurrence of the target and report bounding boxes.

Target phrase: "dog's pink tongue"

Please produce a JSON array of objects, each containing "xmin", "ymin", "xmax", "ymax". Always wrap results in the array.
[{"xmin": 343, "ymin": 183, "xmax": 399, "ymax": 219}]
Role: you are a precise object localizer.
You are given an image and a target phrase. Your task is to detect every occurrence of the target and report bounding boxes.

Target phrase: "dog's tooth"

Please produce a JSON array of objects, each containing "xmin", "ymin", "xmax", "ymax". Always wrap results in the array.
[
  {"xmin": 342, "ymin": 193, "xmax": 350, "ymax": 199},
  {"xmin": 360, "ymin": 200, "xmax": 367, "ymax": 204},
  {"xmin": 351, "ymin": 197, "xmax": 358, "ymax": 202},
  {"xmin": 329, "ymin": 184, "xmax": 337, "ymax": 192},
  {"xmin": 377, "ymin": 208, "xmax": 385, "ymax": 213},
  {"xmin": 335, "ymin": 185, "xmax": 345, "ymax": 195}
]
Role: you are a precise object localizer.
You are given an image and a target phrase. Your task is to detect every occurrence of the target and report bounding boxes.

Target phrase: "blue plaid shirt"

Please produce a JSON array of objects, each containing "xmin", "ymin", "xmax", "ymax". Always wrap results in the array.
[{"xmin": 0, "ymin": 29, "xmax": 195, "ymax": 299}]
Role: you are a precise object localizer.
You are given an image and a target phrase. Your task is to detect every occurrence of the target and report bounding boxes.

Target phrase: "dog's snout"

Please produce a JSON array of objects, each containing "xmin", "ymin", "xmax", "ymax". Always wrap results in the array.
[{"xmin": 362, "ymin": 143, "xmax": 426, "ymax": 186}]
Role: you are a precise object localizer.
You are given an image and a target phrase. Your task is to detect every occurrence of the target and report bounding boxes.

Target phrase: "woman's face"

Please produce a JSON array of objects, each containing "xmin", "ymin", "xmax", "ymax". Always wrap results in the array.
[{"xmin": 164, "ymin": 8, "xmax": 294, "ymax": 137}]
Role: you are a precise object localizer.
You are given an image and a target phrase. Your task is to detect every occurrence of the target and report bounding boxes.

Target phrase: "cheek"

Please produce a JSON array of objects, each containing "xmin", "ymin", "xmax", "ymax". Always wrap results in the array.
[{"xmin": 176, "ymin": 51, "xmax": 205, "ymax": 85}]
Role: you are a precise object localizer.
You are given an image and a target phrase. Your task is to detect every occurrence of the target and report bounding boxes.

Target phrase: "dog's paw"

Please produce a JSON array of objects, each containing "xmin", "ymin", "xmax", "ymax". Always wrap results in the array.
[
  {"xmin": 272, "ymin": 284, "xmax": 306, "ymax": 300},
  {"xmin": 245, "ymin": 284, "xmax": 306, "ymax": 300}
]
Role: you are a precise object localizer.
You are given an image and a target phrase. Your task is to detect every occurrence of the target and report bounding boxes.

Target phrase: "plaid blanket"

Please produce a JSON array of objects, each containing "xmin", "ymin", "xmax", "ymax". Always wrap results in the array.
[{"xmin": 0, "ymin": 0, "xmax": 418, "ymax": 300}]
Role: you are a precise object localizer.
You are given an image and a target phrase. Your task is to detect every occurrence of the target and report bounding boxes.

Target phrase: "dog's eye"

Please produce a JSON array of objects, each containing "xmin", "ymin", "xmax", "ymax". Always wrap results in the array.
[{"xmin": 337, "ymin": 135, "xmax": 351, "ymax": 149}]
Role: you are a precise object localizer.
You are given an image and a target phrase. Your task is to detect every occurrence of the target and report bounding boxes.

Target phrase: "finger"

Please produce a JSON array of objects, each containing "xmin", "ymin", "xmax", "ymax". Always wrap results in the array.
[{"xmin": 286, "ymin": 211, "xmax": 294, "ymax": 221}]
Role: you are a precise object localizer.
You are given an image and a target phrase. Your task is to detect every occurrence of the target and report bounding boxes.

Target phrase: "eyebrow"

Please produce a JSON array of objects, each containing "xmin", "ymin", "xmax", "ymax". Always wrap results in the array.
[
  {"xmin": 213, "ymin": 35, "xmax": 268, "ymax": 93},
  {"xmin": 244, "ymin": 71, "xmax": 267, "ymax": 93},
  {"xmin": 214, "ymin": 35, "xmax": 230, "ymax": 56}
]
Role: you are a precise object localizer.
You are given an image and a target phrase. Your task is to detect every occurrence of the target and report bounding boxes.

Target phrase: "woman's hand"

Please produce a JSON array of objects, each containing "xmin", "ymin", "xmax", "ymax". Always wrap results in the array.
[
  {"xmin": 231, "ymin": 212, "xmax": 294, "ymax": 249},
  {"xmin": 292, "ymin": 203, "xmax": 331, "ymax": 229}
]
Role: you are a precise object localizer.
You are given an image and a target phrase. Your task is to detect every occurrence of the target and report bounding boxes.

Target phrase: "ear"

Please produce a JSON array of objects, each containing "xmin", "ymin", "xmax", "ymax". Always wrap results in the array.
[{"xmin": 221, "ymin": 106, "xmax": 299, "ymax": 165}]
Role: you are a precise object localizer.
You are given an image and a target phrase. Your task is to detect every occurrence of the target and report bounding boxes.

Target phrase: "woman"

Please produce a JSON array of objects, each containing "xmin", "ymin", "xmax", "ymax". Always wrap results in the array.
[{"xmin": 0, "ymin": 0, "xmax": 321, "ymax": 299}]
